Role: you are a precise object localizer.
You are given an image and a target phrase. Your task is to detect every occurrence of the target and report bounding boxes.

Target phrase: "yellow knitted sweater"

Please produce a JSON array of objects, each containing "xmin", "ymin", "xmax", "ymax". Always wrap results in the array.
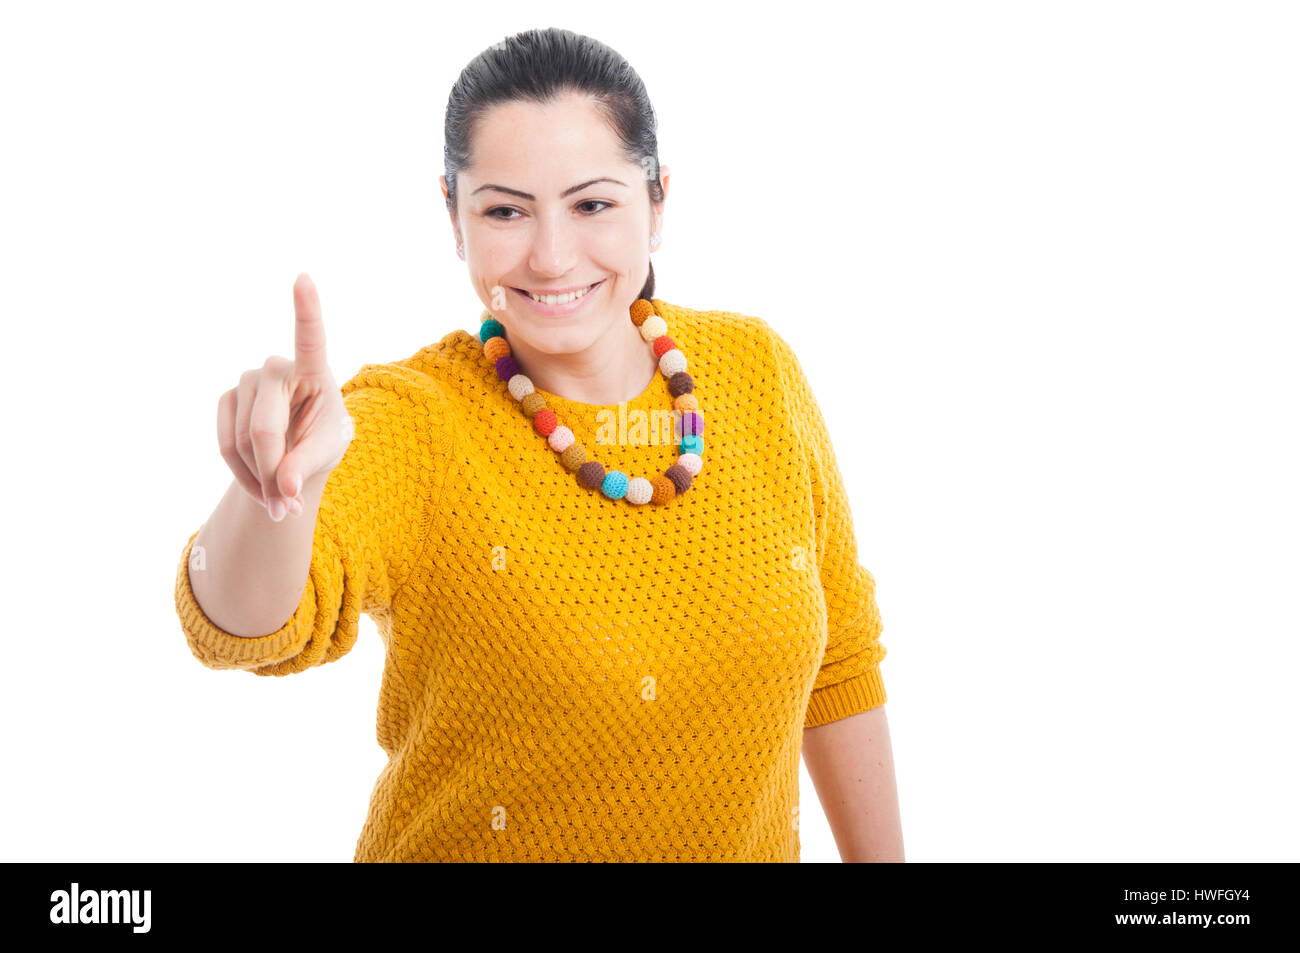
[{"xmin": 173, "ymin": 299, "xmax": 887, "ymax": 862}]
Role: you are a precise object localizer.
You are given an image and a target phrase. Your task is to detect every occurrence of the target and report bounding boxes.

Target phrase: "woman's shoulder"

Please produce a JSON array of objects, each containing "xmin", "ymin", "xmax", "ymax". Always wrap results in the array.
[
  {"xmin": 340, "ymin": 328, "xmax": 481, "ymax": 407},
  {"xmin": 653, "ymin": 299, "xmax": 785, "ymax": 361},
  {"xmin": 654, "ymin": 298, "xmax": 772, "ymax": 332}
]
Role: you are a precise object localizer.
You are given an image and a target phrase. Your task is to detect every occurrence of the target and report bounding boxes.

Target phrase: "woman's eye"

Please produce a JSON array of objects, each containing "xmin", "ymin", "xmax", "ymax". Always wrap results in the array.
[
  {"xmin": 487, "ymin": 207, "xmax": 521, "ymax": 221},
  {"xmin": 578, "ymin": 200, "xmax": 613, "ymax": 214}
]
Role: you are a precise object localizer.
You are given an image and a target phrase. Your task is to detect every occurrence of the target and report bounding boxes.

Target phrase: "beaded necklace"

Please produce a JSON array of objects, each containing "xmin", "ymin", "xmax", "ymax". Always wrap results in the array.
[{"xmin": 478, "ymin": 297, "xmax": 705, "ymax": 505}]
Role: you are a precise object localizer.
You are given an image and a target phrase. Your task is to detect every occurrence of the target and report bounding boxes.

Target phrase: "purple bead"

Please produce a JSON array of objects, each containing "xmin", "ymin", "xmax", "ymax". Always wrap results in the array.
[
  {"xmin": 495, "ymin": 354, "xmax": 520, "ymax": 381},
  {"xmin": 680, "ymin": 411, "xmax": 704, "ymax": 436}
]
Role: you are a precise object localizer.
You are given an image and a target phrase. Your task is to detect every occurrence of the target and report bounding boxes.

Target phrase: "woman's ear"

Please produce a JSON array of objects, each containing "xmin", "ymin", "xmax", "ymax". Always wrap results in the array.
[
  {"xmin": 439, "ymin": 176, "xmax": 463, "ymax": 249},
  {"xmin": 652, "ymin": 165, "xmax": 670, "ymax": 240}
]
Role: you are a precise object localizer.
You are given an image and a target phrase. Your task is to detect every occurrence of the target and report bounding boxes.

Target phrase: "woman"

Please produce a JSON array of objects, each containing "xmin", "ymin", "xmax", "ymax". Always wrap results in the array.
[{"xmin": 174, "ymin": 27, "xmax": 902, "ymax": 862}]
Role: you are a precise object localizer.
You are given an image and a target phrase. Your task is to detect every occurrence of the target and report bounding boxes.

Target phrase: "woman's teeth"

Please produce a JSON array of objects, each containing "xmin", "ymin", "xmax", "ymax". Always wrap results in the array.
[{"xmin": 523, "ymin": 283, "xmax": 595, "ymax": 305}]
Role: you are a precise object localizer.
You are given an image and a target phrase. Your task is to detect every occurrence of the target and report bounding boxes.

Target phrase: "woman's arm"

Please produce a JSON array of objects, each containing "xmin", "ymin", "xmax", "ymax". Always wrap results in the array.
[
  {"xmin": 189, "ymin": 470, "xmax": 329, "ymax": 637},
  {"xmin": 801, "ymin": 704, "xmax": 904, "ymax": 862}
]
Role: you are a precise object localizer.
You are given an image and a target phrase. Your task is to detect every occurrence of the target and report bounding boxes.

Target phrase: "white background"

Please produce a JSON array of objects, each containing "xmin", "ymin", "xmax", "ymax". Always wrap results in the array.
[{"xmin": 1, "ymin": 0, "xmax": 1296, "ymax": 862}]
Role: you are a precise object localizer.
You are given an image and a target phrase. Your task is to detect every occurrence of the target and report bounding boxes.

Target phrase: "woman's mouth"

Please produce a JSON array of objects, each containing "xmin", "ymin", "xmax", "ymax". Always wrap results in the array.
[{"xmin": 511, "ymin": 279, "xmax": 605, "ymax": 315}]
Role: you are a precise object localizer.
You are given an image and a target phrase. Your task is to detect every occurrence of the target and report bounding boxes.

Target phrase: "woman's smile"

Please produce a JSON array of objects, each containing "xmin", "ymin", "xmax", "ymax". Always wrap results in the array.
[{"xmin": 511, "ymin": 278, "xmax": 606, "ymax": 316}]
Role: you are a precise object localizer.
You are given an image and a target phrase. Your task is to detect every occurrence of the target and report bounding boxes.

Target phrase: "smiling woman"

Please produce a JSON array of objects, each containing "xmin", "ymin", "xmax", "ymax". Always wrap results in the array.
[{"xmin": 173, "ymin": 25, "xmax": 899, "ymax": 864}]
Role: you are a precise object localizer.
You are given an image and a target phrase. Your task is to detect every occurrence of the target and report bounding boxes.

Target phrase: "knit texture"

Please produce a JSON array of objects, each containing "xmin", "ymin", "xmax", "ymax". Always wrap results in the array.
[{"xmin": 173, "ymin": 299, "xmax": 887, "ymax": 862}]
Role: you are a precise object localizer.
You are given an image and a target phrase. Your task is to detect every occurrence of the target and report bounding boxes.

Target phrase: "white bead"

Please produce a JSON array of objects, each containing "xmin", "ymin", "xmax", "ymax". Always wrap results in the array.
[
  {"xmin": 625, "ymin": 477, "xmax": 654, "ymax": 504},
  {"xmin": 507, "ymin": 374, "xmax": 534, "ymax": 400},
  {"xmin": 639, "ymin": 315, "xmax": 668, "ymax": 341},
  {"xmin": 658, "ymin": 348, "xmax": 687, "ymax": 376},
  {"xmin": 677, "ymin": 452, "xmax": 703, "ymax": 475}
]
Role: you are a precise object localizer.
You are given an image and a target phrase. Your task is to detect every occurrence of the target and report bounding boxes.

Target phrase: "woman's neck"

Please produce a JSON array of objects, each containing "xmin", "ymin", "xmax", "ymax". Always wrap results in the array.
[{"xmin": 508, "ymin": 313, "xmax": 659, "ymax": 406}]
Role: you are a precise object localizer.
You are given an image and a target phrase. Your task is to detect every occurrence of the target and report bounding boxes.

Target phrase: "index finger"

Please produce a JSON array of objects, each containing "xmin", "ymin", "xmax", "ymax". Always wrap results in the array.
[{"xmin": 293, "ymin": 272, "xmax": 330, "ymax": 377}]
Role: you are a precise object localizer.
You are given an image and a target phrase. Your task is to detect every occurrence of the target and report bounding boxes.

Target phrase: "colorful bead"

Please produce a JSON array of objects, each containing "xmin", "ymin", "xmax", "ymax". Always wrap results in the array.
[
  {"xmin": 507, "ymin": 374, "xmax": 533, "ymax": 401},
  {"xmin": 629, "ymin": 299, "xmax": 654, "ymax": 326},
  {"xmin": 480, "ymin": 319, "xmax": 504, "ymax": 342},
  {"xmin": 680, "ymin": 411, "xmax": 704, "ymax": 436},
  {"xmin": 625, "ymin": 477, "xmax": 653, "ymax": 504},
  {"xmin": 652, "ymin": 336, "xmax": 675, "ymax": 359},
  {"xmin": 601, "ymin": 470, "xmax": 629, "ymax": 499},
  {"xmin": 520, "ymin": 392, "xmax": 546, "ymax": 416},
  {"xmin": 649, "ymin": 476, "xmax": 676, "ymax": 504},
  {"xmin": 560, "ymin": 443, "xmax": 587, "ymax": 470},
  {"xmin": 578, "ymin": 460, "xmax": 605, "ymax": 489},
  {"xmin": 484, "ymin": 336, "xmax": 510, "ymax": 362},
  {"xmin": 667, "ymin": 372, "xmax": 694, "ymax": 398},
  {"xmin": 534, "ymin": 408, "xmax": 557, "ymax": 436},
  {"xmin": 496, "ymin": 354, "xmax": 520, "ymax": 381},
  {"xmin": 674, "ymin": 393, "xmax": 698, "ymax": 412},
  {"xmin": 664, "ymin": 464, "xmax": 692, "ymax": 493},
  {"xmin": 547, "ymin": 425, "xmax": 575, "ymax": 452},
  {"xmin": 681, "ymin": 434, "xmax": 703, "ymax": 455},
  {"xmin": 677, "ymin": 452, "xmax": 703, "ymax": 476},
  {"xmin": 639, "ymin": 315, "xmax": 667, "ymax": 341},
  {"xmin": 658, "ymin": 349, "xmax": 687, "ymax": 377}
]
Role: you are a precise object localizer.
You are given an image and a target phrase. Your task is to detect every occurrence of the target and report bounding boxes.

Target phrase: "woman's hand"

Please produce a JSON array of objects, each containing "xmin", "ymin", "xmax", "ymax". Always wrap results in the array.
[{"xmin": 216, "ymin": 273, "xmax": 355, "ymax": 521}]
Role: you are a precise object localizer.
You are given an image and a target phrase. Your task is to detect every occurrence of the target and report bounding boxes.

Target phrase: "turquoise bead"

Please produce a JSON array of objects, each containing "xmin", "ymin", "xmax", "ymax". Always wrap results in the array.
[
  {"xmin": 479, "ymin": 319, "xmax": 504, "ymax": 343},
  {"xmin": 601, "ymin": 470, "xmax": 629, "ymax": 499},
  {"xmin": 681, "ymin": 434, "xmax": 703, "ymax": 455}
]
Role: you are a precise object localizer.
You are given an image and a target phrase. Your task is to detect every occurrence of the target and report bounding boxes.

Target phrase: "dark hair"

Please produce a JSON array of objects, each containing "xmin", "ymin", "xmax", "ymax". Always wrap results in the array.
[{"xmin": 443, "ymin": 28, "xmax": 664, "ymax": 302}]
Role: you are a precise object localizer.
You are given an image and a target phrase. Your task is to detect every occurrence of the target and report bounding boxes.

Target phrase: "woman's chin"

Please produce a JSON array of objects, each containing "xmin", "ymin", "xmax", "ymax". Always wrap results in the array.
[{"xmin": 527, "ymin": 326, "xmax": 597, "ymax": 354}]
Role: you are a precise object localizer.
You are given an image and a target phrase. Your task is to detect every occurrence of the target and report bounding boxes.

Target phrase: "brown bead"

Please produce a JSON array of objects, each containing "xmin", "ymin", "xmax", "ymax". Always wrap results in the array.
[
  {"xmin": 521, "ymin": 392, "xmax": 547, "ymax": 416},
  {"xmin": 560, "ymin": 443, "xmax": 587, "ymax": 471},
  {"xmin": 649, "ymin": 476, "xmax": 676, "ymax": 504},
  {"xmin": 578, "ymin": 460, "xmax": 605, "ymax": 489},
  {"xmin": 667, "ymin": 371, "xmax": 694, "ymax": 398},
  {"xmin": 629, "ymin": 299, "xmax": 654, "ymax": 326},
  {"xmin": 664, "ymin": 465, "xmax": 692, "ymax": 494}
]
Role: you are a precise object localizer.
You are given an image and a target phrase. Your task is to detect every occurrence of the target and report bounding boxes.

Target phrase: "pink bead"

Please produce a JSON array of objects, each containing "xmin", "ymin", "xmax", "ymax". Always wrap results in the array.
[
  {"xmin": 548, "ymin": 425, "xmax": 575, "ymax": 452},
  {"xmin": 677, "ymin": 452, "xmax": 703, "ymax": 476}
]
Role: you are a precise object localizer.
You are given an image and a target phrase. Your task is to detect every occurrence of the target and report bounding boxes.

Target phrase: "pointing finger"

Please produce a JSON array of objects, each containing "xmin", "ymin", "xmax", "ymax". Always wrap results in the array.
[{"xmin": 293, "ymin": 273, "xmax": 330, "ymax": 378}]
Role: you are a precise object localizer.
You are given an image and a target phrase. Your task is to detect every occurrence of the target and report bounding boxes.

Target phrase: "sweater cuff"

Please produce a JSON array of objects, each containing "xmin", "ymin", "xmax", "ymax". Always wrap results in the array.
[
  {"xmin": 803, "ymin": 667, "xmax": 887, "ymax": 729},
  {"xmin": 175, "ymin": 529, "xmax": 317, "ymax": 672}
]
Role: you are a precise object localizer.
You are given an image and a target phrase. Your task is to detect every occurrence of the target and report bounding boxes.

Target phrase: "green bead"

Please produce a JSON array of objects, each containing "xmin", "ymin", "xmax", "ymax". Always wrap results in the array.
[{"xmin": 479, "ymin": 319, "xmax": 505, "ymax": 342}]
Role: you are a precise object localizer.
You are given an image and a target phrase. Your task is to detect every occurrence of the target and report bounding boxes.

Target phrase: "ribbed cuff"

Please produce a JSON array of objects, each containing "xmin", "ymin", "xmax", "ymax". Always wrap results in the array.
[
  {"xmin": 803, "ymin": 667, "xmax": 887, "ymax": 728},
  {"xmin": 174, "ymin": 528, "xmax": 317, "ymax": 673}
]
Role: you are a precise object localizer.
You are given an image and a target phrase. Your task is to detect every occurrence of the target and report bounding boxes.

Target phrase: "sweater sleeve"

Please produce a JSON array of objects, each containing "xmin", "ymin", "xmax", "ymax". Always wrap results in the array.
[
  {"xmin": 766, "ymin": 326, "xmax": 889, "ymax": 728},
  {"xmin": 173, "ymin": 378, "xmax": 450, "ymax": 676}
]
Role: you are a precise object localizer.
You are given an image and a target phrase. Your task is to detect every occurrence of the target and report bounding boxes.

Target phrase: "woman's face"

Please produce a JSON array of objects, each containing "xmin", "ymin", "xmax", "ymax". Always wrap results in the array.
[{"xmin": 441, "ymin": 91, "xmax": 668, "ymax": 356}]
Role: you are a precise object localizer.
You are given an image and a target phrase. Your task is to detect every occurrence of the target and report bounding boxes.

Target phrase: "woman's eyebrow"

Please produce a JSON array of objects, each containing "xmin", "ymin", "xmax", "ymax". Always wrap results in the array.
[{"xmin": 472, "ymin": 177, "xmax": 630, "ymax": 200}]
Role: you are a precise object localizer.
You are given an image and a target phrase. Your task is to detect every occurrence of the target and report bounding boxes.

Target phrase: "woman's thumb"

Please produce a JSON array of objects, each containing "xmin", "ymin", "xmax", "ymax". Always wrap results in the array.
[{"xmin": 274, "ymin": 458, "xmax": 306, "ymax": 500}]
